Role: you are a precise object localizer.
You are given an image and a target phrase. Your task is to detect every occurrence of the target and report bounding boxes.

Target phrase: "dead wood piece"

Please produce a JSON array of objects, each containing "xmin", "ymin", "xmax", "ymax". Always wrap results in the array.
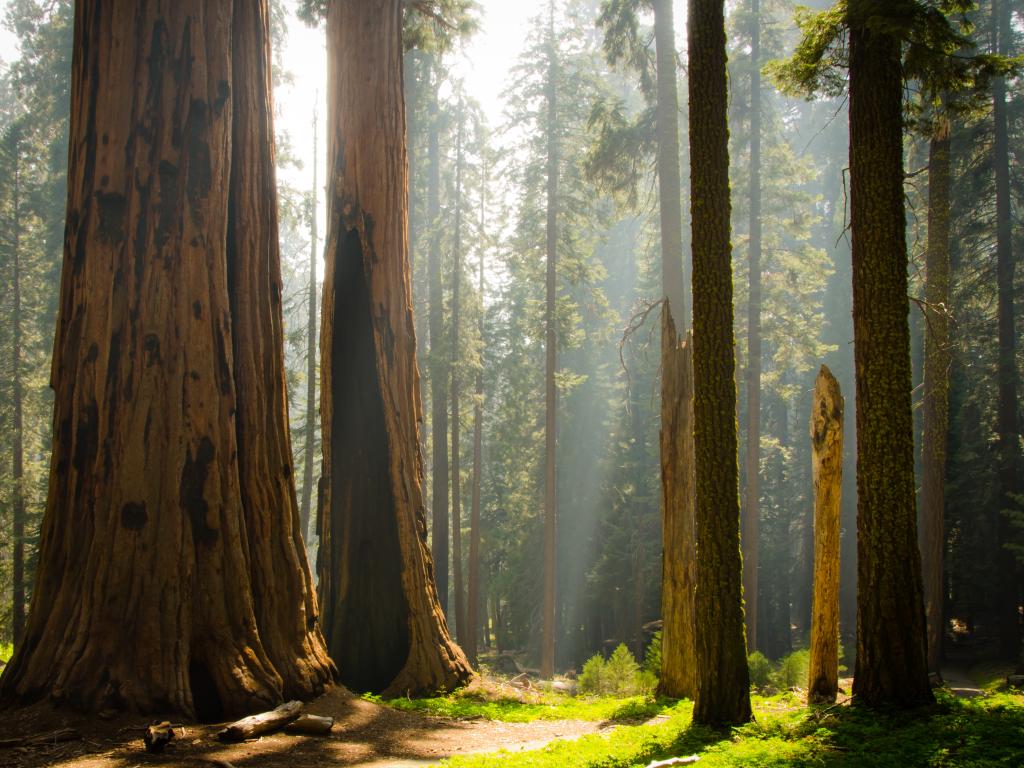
[
  {"xmin": 0, "ymin": 727, "xmax": 82, "ymax": 749},
  {"xmin": 645, "ymin": 757, "xmax": 700, "ymax": 768},
  {"xmin": 218, "ymin": 700, "xmax": 303, "ymax": 742},
  {"xmin": 144, "ymin": 721, "xmax": 176, "ymax": 753},
  {"xmin": 283, "ymin": 714, "xmax": 334, "ymax": 735}
]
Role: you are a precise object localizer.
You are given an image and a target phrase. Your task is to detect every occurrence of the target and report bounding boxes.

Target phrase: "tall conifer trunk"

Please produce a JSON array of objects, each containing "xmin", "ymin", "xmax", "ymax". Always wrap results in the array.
[
  {"xmin": 921, "ymin": 120, "xmax": 951, "ymax": 675},
  {"xmin": 300, "ymin": 109, "xmax": 318, "ymax": 546},
  {"xmin": 847, "ymin": 0, "xmax": 933, "ymax": 707},
  {"xmin": 654, "ymin": 0, "xmax": 697, "ymax": 700},
  {"xmin": 451, "ymin": 107, "xmax": 466, "ymax": 645},
  {"xmin": 743, "ymin": 0, "xmax": 763, "ymax": 655},
  {"xmin": 688, "ymin": 0, "xmax": 752, "ymax": 727},
  {"xmin": 11, "ymin": 129, "xmax": 26, "ymax": 647},
  {"xmin": 992, "ymin": 0, "xmax": 1021, "ymax": 662},
  {"xmin": 467, "ymin": 179, "xmax": 486, "ymax": 668},
  {"xmin": 317, "ymin": 0, "xmax": 471, "ymax": 696},
  {"xmin": 427, "ymin": 59, "xmax": 450, "ymax": 616},
  {"xmin": 0, "ymin": 0, "xmax": 331, "ymax": 718},
  {"xmin": 541, "ymin": 0, "xmax": 560, "ymax": 680}
]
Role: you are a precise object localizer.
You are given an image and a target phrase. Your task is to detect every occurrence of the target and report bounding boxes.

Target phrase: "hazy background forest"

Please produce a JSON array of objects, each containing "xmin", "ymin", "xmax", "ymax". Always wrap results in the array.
[{"xmin": 0, "ymin": 0, "xmax": 1021, "ymax": 680}]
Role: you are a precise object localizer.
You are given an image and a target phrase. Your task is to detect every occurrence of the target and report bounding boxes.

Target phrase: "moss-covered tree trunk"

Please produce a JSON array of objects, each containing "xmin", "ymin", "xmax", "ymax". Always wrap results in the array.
[
  {"xmin": 742, "ymin": 0, "xmax": 762, "ymax": 655},
  {"xmin": 847, "ymin": 1, "xmax": 933, "ymax": 707},
  {"xmin": 0, "ymin": 0, "xmax": 332, "ymax": 719},
  {"xmin": 809, "ymin": 366, "xmax": 843, "ymax": 704},
  {"xmin": 688, "ymin": 0, "xmax": 752, "ymax": 727},
  {"xmin": 653, "ymin": 0, "xmax": 697, "ymax": 700},
  {"xmin": 317, "ymin": 0, "xmax": 471, "ymax": 697},
  {"xmin": 920, "ymin": 123, "xmax": 950, "ymax": 676}
]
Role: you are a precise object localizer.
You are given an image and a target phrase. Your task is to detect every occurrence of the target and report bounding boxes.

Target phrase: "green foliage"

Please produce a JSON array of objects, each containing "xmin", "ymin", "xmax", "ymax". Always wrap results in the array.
[
  {"xmin": 579, "ymin": 644, "xmax": 657, "ymax": 697},
  {"xmin": 774, "ymin": 649, "xmax": 811, "ymax": 689},
  {"xmin": 747, "ymin": 651, "xmax": 773, "ymax": 689},
  {"xmin": 0, "ymin": 642, "xmax": 12, "ymax": 663},
  {"xmin": 369, "ymin": 686, "xmax": 666, "ymax": 723},
  {"xmin": 440, "ymin": 691, "xmax": 1024, "ymax": 767},
  {"xmin": 643, "ymin": 631, "xmax": 662, "ymax": 679}
]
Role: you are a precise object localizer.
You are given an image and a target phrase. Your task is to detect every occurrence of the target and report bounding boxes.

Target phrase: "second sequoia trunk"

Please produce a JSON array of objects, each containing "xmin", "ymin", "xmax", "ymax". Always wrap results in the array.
[{"xmin": 317, "ymin": 0, "xmax": 472, "ymax": 697}]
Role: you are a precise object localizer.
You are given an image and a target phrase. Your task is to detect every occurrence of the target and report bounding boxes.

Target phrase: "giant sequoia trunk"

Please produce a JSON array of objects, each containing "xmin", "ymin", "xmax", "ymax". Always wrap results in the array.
[
  {"xmin": 920, "ymin": 123, "xmax": 951, "ymax": 675},
  {"xmin": 0, "ymin": 0, "xmax": 332, "ymax": 718},
  {"xmin": 317, "ymin": 0, "xmax": 472, "ymax": 697},
  {"xmin": 847, "ymin": 2, "xmax": 933, "ymax": 707},
  {"xmin": 688, "ymin": 0, "xmax": 752, "ymax": 727},
  {"xmin": 653, "ymin": 0, "xmax": 697, "ymax": 700}
]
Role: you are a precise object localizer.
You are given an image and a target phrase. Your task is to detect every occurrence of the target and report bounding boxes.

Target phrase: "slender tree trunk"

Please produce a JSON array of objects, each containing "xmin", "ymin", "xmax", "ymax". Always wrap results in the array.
[
  {"xmin": 743, "ymin": 0, "xmax": 762, "ymax": 655},
  {"xmin": 467, "ymin": 166, "xmax": 486, "ymax": 669},
  {"xmin": 0, "ymin": 0, "xmax": 331, "ymax": 718},
  {"xmin": 317, "ymin": 0, "xmax": 471, "ymax": 697},
  {"xmin": 653, "ymin": 0, "xmax": 697, "ymax": 700},
  {"xmin": 809, "ymin": 366, "xmax": 843, "ymax": 704},
  {"xmin": 427, "ymin": 59, "xmax": 449, "ymax": 616},
  {"xmin": 541, "ymin": 1, "xmax": 559, "ymax": 680},
  {"xmin": 451, "ymin": 107, "xmax": 466, "ymax": 645},
  {"xmin": 921, "ymin": 121, "xmax": 951, "ymax": 676},
  {"xmin": 992, "ymin": 0, "xmax": 1021, "ymax": 662},
  {"xmin": 11, "ymin": 132, "xmax": 25, "ymax": 648},
  {"xmin": 688, "ymin": 0, "xmax": 752, "ymax": 727},
  {"xmin": 300, "ymin": 109, "xmax": 318, "ymax": 546},
  {"xmin": 847, "ymin": 0, "xmax": 933, "ymax": 707}
]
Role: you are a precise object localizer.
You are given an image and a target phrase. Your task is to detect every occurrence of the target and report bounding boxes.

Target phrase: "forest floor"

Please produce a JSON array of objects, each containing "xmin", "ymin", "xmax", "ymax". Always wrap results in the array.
[
  {"xmin": 0, "ymin": 685, "xmax": 614, "ymax": 768},
  {"xmin": 0, "ymin": 668, "xmax": 1021, "ymax": 768}
]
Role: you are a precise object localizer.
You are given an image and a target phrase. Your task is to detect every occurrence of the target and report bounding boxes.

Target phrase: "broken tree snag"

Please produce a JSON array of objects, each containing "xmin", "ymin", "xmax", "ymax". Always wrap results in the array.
[
  {"xmin": 284, "ymin": 714, "xmax": 335, "ymax": 735},
  {"xmin": 809, "ymin": 365, "xmax": 843, "ymax": 704},
  {"xmin": 144, "ymin": 722, "xmax": 176, "ymax": 753},
  {"xmin": 317, "ymin": 0, "xmax": 472, "ymax": 697},
  {"xmin": 218, "ymin": 700, "xmax": 303, "ymax": 742},
  {"xmin": 0, "ymin": 1, "xmax": 327, "ymax": 720},
  {"xmin": 659, "ymin": 320, "xmax": 698, "ymax": 700},
  {"xmin": 227, "ymin": 0, "xmax": 333, "ymax": 699}
]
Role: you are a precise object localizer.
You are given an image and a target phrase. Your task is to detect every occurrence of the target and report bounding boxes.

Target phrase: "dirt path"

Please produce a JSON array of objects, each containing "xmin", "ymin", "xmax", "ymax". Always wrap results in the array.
[
  {"xmin": 0, "ymin": 687, "xmax": 610, "ymax": 768},
  {"xmin": 940, "ymin": 667, "xmax": 985, "ymax": 699}
]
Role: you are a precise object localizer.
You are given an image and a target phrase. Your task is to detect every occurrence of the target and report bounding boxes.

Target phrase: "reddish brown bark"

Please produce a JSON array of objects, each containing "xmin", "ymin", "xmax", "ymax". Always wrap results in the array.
[
  {"xmin": 0, "ymin": 0, "xmax": 331, "ymax": 719},
  {"xmin": 317, "ymin": 0, "xmax": 472, "ymax": 697}
]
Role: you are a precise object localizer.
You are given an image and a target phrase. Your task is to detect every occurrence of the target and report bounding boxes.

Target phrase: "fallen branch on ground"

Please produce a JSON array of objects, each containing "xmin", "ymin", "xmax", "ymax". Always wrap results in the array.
[
  {"xmin": 218, "ymin": 701, "xmax": 303, "ymax": 742},
  {"xmin": 0, "ymin": 727, "xmax": 82, "ymax": 749}
]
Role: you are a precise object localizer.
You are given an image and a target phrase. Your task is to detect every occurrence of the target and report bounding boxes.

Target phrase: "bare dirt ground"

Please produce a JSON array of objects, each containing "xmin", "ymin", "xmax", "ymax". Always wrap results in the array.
[{"xmin": 0, "ymin": 686, "xmax": 609, "ymax": 768}]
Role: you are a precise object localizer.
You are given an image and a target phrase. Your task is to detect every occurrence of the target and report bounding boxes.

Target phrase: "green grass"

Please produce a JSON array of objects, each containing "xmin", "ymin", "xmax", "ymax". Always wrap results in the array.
[
  {"xmin": 436, "ymin": 689, "xmax": 1024, "ymax": 768},
  {"xmin": 368, "ymin": 687, "xmax": 668, "ymax": 723}
]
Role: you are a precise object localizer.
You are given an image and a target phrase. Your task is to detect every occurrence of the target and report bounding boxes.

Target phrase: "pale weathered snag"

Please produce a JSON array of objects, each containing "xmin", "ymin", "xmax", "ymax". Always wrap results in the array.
[{"xmin": 809, "ymin": 365, "xmax": 843, "ymax": 704}]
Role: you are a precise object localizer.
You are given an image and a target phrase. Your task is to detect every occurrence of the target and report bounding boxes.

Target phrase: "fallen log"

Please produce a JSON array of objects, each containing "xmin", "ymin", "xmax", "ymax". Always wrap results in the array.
[
  {"xmin": 645, "ymin": 757, "xmax": 700, "ymax": 768},
  {"xmin": 0, "ymin": 727, "xmax": 82, "ymax": 749},
  {"xmin": 218, "ymin": 701, "xmax": 303, "ymax": 742},
  {"xmin": 283, "ymin": 714, "xmax": 334, "ymax": 735}
]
